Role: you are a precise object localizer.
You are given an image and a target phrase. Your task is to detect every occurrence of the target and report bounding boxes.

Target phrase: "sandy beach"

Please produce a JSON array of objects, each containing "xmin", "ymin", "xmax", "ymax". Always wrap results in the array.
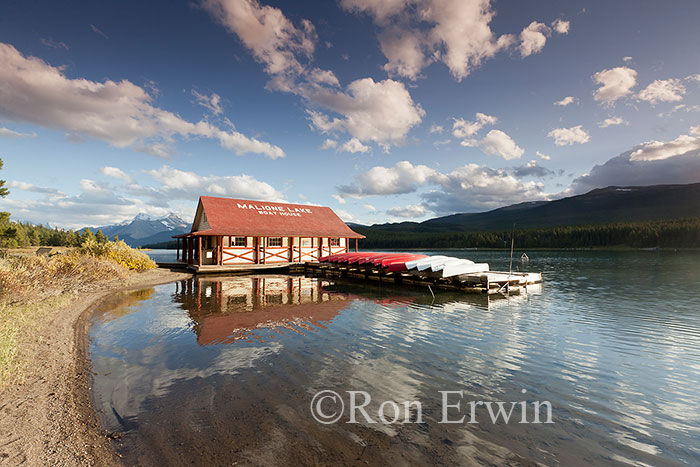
[{"xmin": 0, "ymin": 268, "xmax": 191, "ymax": 466}]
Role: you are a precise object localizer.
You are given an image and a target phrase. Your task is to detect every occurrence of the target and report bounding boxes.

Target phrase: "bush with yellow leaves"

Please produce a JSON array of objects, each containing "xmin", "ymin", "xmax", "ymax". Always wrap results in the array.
[{"xmin": 79, "ymin": 239, "xmax": 157, "ymax": 271}]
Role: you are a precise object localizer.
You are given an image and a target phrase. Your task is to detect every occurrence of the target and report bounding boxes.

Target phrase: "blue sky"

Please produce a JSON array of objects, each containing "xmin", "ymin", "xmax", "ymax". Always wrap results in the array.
[{"xmin": 1, "ymin": 0, "xmax": 700, "ymax": 228}]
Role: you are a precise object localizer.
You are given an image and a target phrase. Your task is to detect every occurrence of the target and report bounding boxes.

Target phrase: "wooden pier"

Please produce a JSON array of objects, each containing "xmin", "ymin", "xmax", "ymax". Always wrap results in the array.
[{"xmin": 303, "ymin": 261, "xmax": 542, "ymax": 295}]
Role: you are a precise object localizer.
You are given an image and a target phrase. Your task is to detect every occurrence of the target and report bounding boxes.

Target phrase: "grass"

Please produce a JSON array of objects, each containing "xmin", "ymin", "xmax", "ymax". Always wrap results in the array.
[{"xmin": 0, "ymin": 242, "xmax": 157, "ymax": 386}]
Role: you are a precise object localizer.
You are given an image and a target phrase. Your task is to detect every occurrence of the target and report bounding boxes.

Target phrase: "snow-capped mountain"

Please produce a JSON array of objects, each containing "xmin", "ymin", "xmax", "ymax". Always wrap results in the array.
[{"xmin": 84, "ymin": 213, "xmax": 191, "ymax": 247}]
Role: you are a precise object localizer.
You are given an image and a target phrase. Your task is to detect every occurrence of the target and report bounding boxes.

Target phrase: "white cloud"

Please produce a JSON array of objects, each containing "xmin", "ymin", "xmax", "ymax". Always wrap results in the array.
[
  {"xmin": 100, "ymin": 166, "xmax": 133, "ymax": 183},
  {"xmin": 340, "ymin": 0, "xmax": 560, "ymax": 82},
  {"xmin": 536, "ymin": 151, "xmax": 551, "ymax": 160},
  {"xmin": 201, "ymin": 0, "xmax": 315, "ymax": 77},
  {"xmin": 512, "ymin": 160, "xmax": 553, "ymax": 178},
  {"xmin": 429, "ymin": 123, "xmax": 444, "ymax": 134},
  {"xmin": 548, "ymin": 125, "xmax": 590, "ymax": 146},
  {"xmin": 423, "ymin": 164, "xmax": 548, "ymax": 213},
  {"xmin": 0, "ymin": 127, "xmax": 37, "ymax": 138},
  {"xmin": 386, "ymin": 204, "xmax": 426, "ymax": 218},
  {"xmin": 362, "ymin": 204, "xmax": 376, "ymax": 211},
  {"xmin": 0, "ymin": 43, "xmax": 284, "ymax": 159},
  {"xmin": 519, "ymin": 21, "xmax": 551, "ymax": 58},
  {"xmin": 331, "ymin": 194, "xmax": 346, "ymax": 204},
  {"xmin": 628, "ymin": 134, "xmax": 700, "ymax": 161},
  {"xmin": 338, "ymin": 160, "xmax": 438, "ymax": 196},
  {"xmin": 551, "ymin": 19, "xmax": 570, "ymax": 34},
  {"xmin": 146, "ymin": 166, "xmax": 284, "ymax": 200},
  {"xmin": 8, "ymin": 180, "xmax": 63, "ymax": 195},
  {"xmin": 192, "ymin": 90, "xmax": 223, "ymax": 115},
  {"xmin": 452, "ymin": 112, "xmax": 497, "ymax": 138},
  {"xmin": 570, "ymin": 136, "xmax": 700, "ymax": 194},
  {"xmin": 335, "ymin": 209, "xmax": 356, "ymax": 222},
  {"xmin": 685, "ymin": 74, "xmax": 700, "ymax": 83},
  {"xmin": 462, "ymin": 129, "xmax": 524, "ymax": 160},
  {"xmin": 592, "ymin": 66, "xmax": 637, "ymax": 103},
  {"xmin": 203, "ymin": 0, "xmax": 424, "ymax": 150},
  {"xmin": 306, "ymin": 78, "xmax": 425, "ymax": 148},
  {"xmin": 319, "ymin": 138, "xmax": 338, "ymax": 149},
  {"xmin": 336, "ymin": 160, "xmax": 549, "ymax": 214},
  {"xmin": 338, "ymin": 137, "xmax": 370, "ymax": 153},
  {"xmin": 554, "ymin": 96, "xmax": 575, "ymax": 107},
  {"xmin": 598, "ymin": 116, "xmax": 627, "ymax": 128},
  {"xmin": 40, "ymin": 38, "xmax": 69, "ymax": 51},
  {"xmin": 623, "ymin": 56, "xmax": 633, "ymax": 63},
  {"xmin": 690, "ymin": 125, "xmax": 700, "ymax": 136},
  {"xmin": 637, "ymin": 79, "xmax": 686, "ymax": 104}
]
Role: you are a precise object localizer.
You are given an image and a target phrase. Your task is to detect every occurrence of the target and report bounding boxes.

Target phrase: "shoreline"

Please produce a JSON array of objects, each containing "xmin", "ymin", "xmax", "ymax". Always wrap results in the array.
[{"xmin": 0, "ymin": 267, "xmax": 192, "ymax": 466}]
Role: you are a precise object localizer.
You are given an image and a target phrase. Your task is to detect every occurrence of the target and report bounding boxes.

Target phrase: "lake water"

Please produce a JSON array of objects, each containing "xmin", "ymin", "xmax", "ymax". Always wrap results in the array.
[{"xmin": 89, "ymin": 250, "xmax": 700, "ymax": 466}]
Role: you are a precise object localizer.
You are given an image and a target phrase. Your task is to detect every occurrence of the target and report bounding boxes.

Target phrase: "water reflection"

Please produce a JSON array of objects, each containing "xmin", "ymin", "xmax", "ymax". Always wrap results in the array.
[
  {"xmin": 89, "ymin": 252, "xmax": 700, "ymax": 466},
  {"xmin": 176, "ymin": 276, "xmax": 352, "ymax": 345}
]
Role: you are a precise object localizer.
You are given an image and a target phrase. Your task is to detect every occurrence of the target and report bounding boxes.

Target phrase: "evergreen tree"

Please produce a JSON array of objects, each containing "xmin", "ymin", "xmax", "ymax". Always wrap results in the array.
[
  {"xmin": 0, "ymin": 158, "xmax": 8, "ymax": 198},
  {"xmin": 81, "ymin": 228, "xmax": 96, "ymax": 244},
  {"xmin": 95, "ymin": 229, "xmax": 107, "ymax": 244}
]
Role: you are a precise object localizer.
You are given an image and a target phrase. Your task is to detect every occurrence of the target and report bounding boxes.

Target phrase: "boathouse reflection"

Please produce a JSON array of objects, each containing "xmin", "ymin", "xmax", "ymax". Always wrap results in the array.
[{"xmin": 174, "ymin": 275, "xmax": 352, "ymax": 345}]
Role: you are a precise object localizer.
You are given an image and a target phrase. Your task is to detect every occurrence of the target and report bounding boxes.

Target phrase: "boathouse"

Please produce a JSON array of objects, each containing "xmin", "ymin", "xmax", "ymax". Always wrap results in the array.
[{"xmin": 174, "ymin": 196, "xmax": 364, "ymax": 268}]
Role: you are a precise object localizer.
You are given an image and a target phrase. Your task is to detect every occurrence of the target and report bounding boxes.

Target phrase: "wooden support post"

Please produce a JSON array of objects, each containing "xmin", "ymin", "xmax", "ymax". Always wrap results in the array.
[
  {"xmin": 355, "ymin": 238, "xmax": 358, "ymax": 252},
  {"xmin": 218, "ymin": 236, "xmax": 223, "ymax": 265},
  {"xmin": 197, "ymin": 236, "xmax": 202, "ymax": 267},
  {"xmin": 288, "ymin": 237, "xmax": 293, "ymax": 263}
]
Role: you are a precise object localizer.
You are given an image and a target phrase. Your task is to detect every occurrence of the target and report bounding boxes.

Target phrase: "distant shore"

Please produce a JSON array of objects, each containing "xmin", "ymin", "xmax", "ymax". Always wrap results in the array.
[{"xmin": 0, "ymin": 266, "xmax": 191, "ymax": 466}]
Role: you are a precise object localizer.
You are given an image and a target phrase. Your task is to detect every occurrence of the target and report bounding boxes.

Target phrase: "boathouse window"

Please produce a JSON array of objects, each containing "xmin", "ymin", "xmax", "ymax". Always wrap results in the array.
[
  {"xmin": 330, "ymin": 238, "xmax": 340, "ymax": 246},
  {"xmin": 233, "ymin": 236, "xmax": 246, "ymax": 247},
  {"xmin": 268, "ymin": 237, "xmax": 283, "ymax": 247},
  {"xmin": 301, "ymin": 238, "xmax": 311, "ymax": 247}
]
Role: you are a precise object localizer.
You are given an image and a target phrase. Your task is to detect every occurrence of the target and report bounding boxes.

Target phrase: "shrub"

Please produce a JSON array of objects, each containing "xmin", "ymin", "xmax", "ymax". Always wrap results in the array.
[{"xmin": 79, "ymin": 239, "xmax": 156, "ymax": 271}]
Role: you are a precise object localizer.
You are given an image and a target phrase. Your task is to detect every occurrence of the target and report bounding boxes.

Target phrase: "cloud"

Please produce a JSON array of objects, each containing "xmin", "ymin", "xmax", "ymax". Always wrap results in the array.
[
  {"xmin": 462, "ymin": 129, "xmax": 524, "ymax": 160},
  {"xmin": 338, "ymin": 137, "xmax": 370, "ymax": 153},
  {"xmin": 628, "ymin": 134, "xmax": 700, "ymax": 161},
  {"xmin": 319, "ymin": 138, "xmax": 337, "ymax": 150},
  {"xmin": 0, "ymin": 127, "xmax": 37, "ymax": 139},
  {"xmin": 89, "ymin": 24, "xmax": 109, "ymax": 39},
  {"xmin": 623, "ymin": 56, "xmax": 633, "ymax": 63},
  {"xmin": 536, "ymin": 151, "xmax": 551, "ymax": 160},
  {"xmin": 192, "ymin": 90, "xmax": 223, "ymax": 115},
  {"xmin": 519, "ymin": 21, "xmax": 551, "ymax": 58},
  {"xmin": 340, "ymin": 0, "xmax": 563, "ymax": 82},
  {"xmin": 570, "ymin": 137, "xmax": 700, "ymax": 194},
  {"xmin": 201, "ymin": 0, "xmax": 316, "ymax": 77},
  {"xmin": 452, "ymin": 112, "xmax": 497, "ymax": 138},
  {"xmin": 548, "ymin": 125, "xmax": 590, "ymax": 146},
  {"xmin": 386, "ymin": 204, "xmax": 426, "ymax": 218},
  {"xmin": 554, "ymin": 96, "xmax": 575, "ymax": 107},
  {"xmin": 691, "ymin": 125, "xmax": 700, "ymax": 136},
  {"xmin": 2, "ymin": 164, "xmax": 285, "ymax": 229},
  {"xmin": 335, "ymin": 209, "xmax": 356, "ymax": 222},
  {"xmin": 592, "ymin": 66, "xmax": 637, "ymax": 103},
  {"xmin": 203, "ymin": 0, "xmax": 424, "ymax": 150},
  {"xmin": 146, "ymin": 165, "xmax": 284, "ymax": 200},
  {"xmin": 306, "ymin": 78, "xmax": 424, "ymax": 148},
  {"xmin": 337, "ymin": 160, "xmax": 438, "ymax": 196},
  {"xmin": 637, "ymin": 79, "xmax": 686, "ymax": 104},
  {"xmin": 40, "ymin": 38, "xmax": 69, "ymax": 50},
  {"xmin": 8, "ymin": 180, "xmax": 63, "ymax": 195},
  {"xmin": 551, "ymin": 19, "xmax": 570, "ymax": 34},
  {"xmin": 429, "ymin": 123, "xmax": 444, "ymax": 134},
  {"xmin": 598, "ymin": 116, "xmax": 627, "ymax": 128},
  {"xmin": 331, "ymin": 194, "xmax": 346, "ymax": 204},
  {"xmin": 100, "ymin": 166, "xmax": 133, "ymax": 183},
  {"xmin": 422, "ymin": 164, "xmax": 548, "ymax": 213},
  {"xmin": 0, "ymin": 43, "xmax": 284, "ymax": 159},
  {"xmin": 362, "ymin": 204, "xmax": 376, "ymax": 211},
  {"xmin": 337, "ymin": 160, "xmax": 549, "ymax": 214},
  {"xmin": 511, "ymin": 160, "xmax": 554, "ymax": 178}
]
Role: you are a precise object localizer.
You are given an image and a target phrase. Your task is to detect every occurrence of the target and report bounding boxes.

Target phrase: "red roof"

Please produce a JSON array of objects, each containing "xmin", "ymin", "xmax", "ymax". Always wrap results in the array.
[{"xmin": 178, "ymin": 196, "xmax": 364, "ymax": 238}]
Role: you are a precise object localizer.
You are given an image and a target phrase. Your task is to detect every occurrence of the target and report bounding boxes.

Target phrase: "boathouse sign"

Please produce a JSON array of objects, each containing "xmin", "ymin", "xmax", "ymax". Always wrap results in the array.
[{"xmin": 236, "ymin": 202, "xmax": 313, "ymax": 217}]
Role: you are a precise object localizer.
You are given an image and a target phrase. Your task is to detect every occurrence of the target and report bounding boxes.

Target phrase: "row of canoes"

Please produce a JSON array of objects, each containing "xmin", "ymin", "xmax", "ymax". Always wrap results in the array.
[{"xmin": 320, "ymin": 252, "xmax": 490, "ymax": 279}]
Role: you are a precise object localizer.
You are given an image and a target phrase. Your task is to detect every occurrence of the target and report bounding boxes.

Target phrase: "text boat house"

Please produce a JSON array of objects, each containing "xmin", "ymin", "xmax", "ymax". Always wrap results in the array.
[{"xmin": 174, "ymin": 196, "xmax": 364, "ymax": 269}]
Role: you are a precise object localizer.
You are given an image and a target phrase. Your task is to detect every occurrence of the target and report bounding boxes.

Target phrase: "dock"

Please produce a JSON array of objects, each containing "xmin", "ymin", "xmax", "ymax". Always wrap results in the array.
[{"xmin": 158, "ymin": 251, "xmax": 542, "ymax": 294}]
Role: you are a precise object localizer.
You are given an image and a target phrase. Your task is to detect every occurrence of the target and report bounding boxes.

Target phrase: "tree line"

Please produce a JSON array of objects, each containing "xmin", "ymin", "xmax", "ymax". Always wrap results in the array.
[
  {"xmin": 0, "ymin": 217, "xmax": 112, "ymax": 249},
  {"xmin": 354, "ymin": 218, "xmax": 700, "ymax": 249}
]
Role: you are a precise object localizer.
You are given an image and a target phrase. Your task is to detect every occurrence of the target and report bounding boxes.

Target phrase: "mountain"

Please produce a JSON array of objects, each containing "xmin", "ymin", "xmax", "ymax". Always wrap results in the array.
[
  {"xmin": 361, "ymin": 183, "xmax": 700, "ymax": 234},
  {"xmin": 85, "ymin": 213, "xmax": 191, "ymax": 247}
]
